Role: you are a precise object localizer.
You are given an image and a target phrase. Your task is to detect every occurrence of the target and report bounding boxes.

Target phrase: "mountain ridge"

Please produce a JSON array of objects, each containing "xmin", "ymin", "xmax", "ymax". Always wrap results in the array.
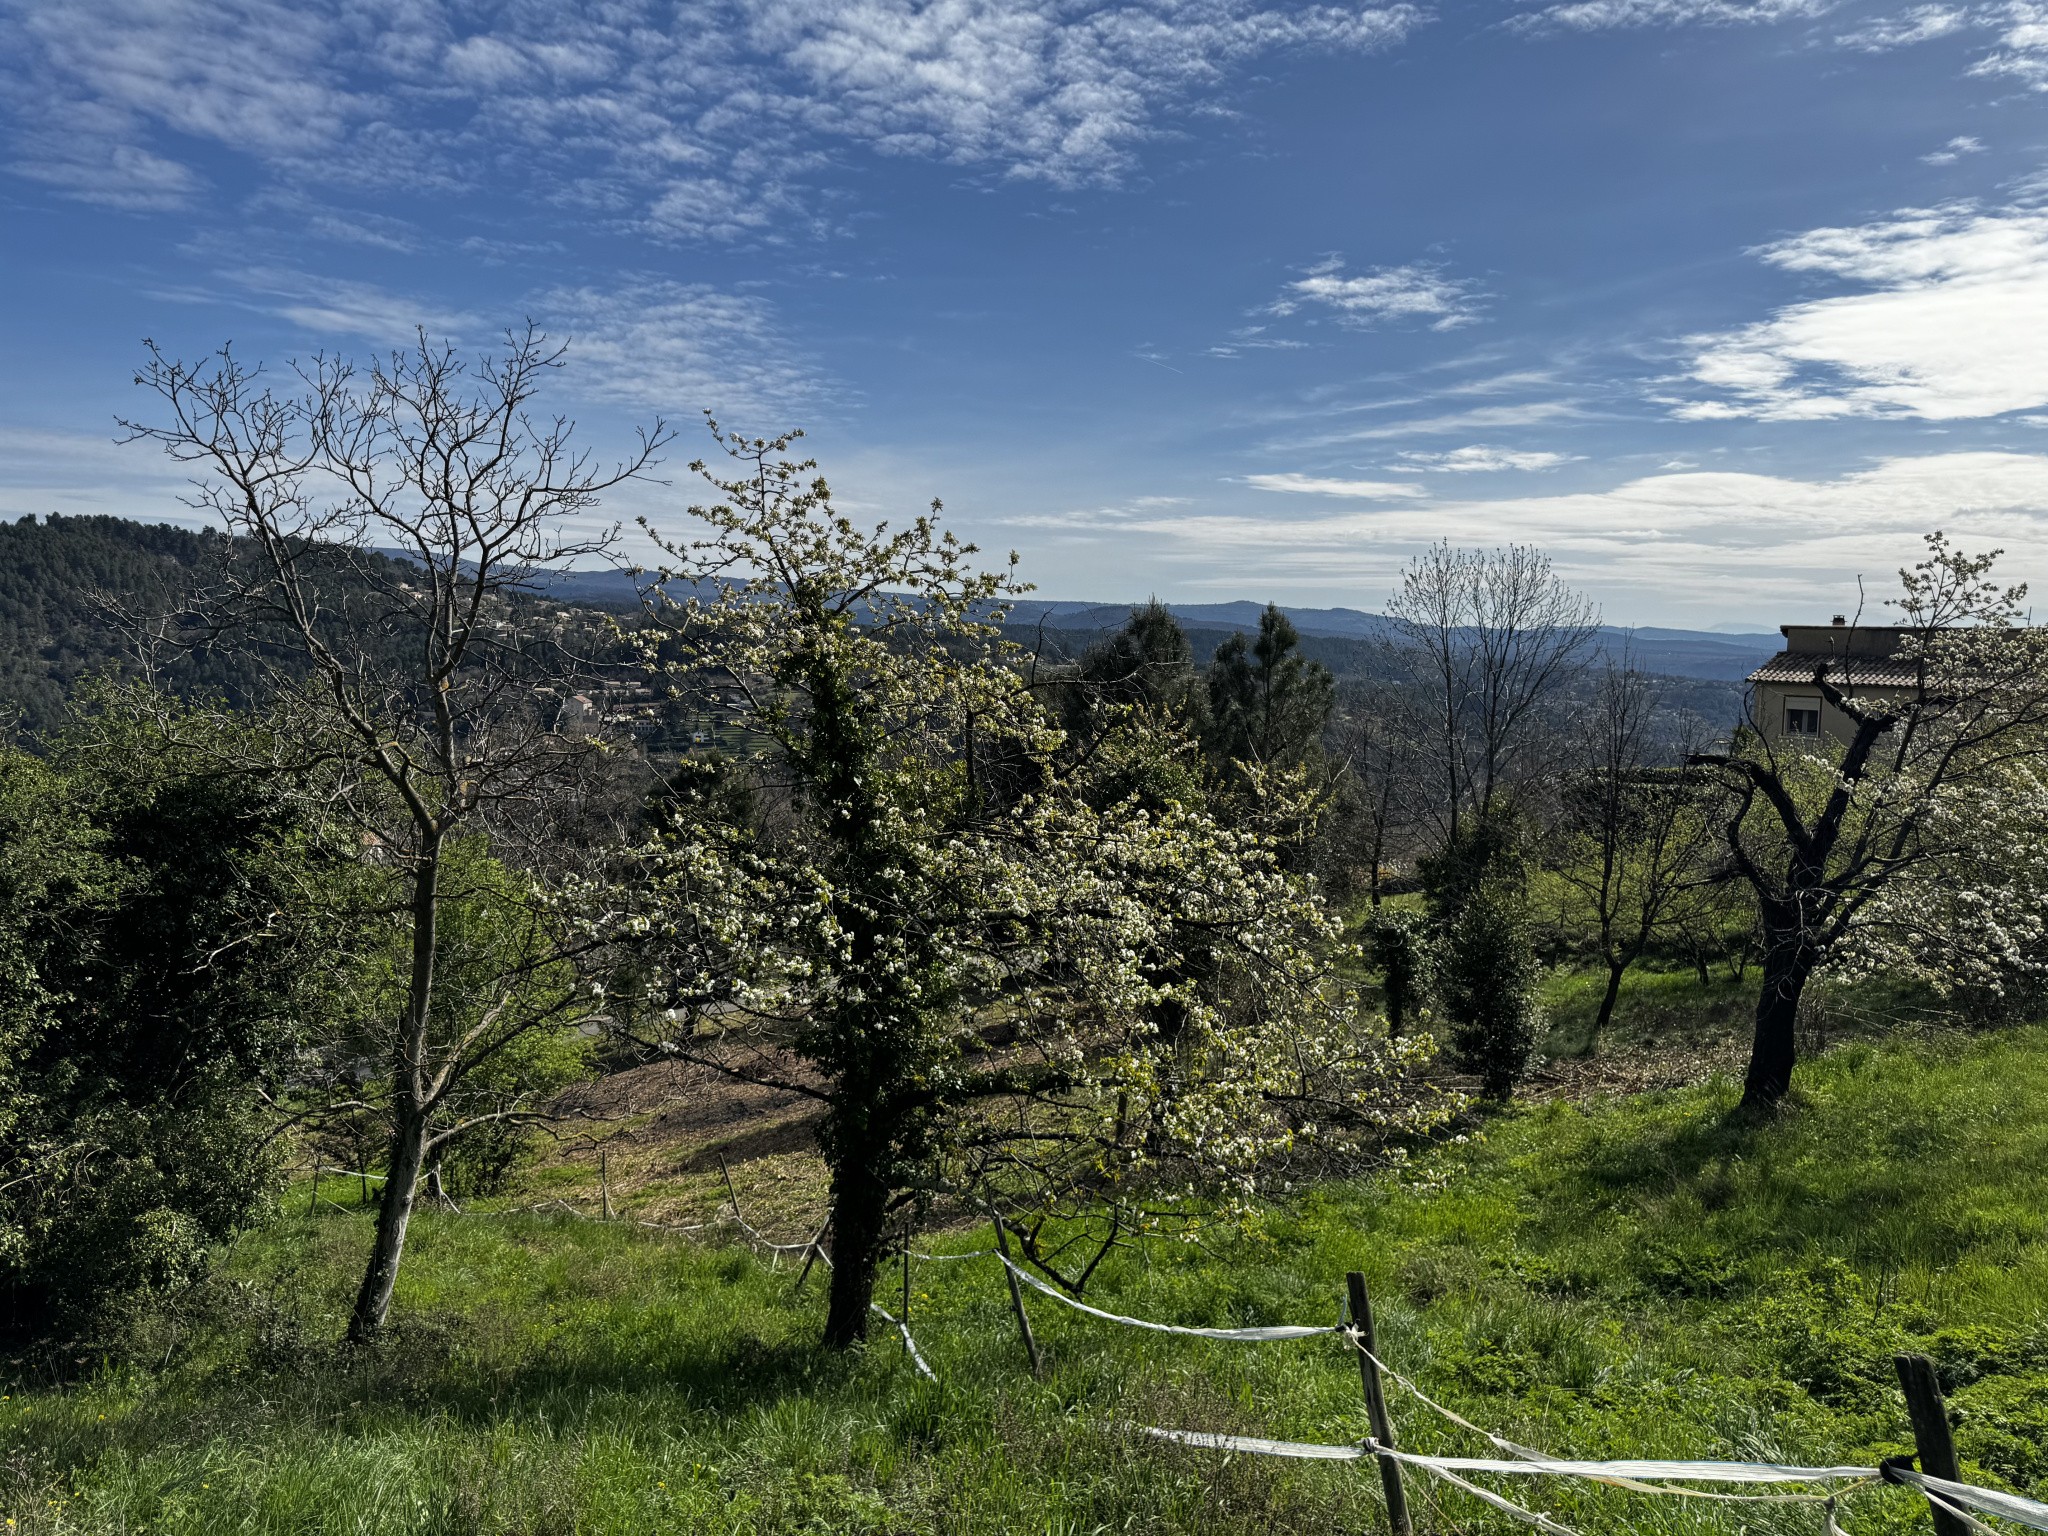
[{"xmin": 528, "ymin": 571, "xmax": 1782, "ymax": 683}]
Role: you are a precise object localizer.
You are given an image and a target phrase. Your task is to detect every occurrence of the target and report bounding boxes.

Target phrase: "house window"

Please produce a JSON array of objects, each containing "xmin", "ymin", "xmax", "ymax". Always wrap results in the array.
[{"xmin": 1784, "ymin": 698, "xmax": 1821, "ymax": 737}]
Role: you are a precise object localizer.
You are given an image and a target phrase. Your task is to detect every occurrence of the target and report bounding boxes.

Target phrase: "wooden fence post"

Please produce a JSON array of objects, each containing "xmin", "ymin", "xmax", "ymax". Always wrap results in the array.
[
  {"xmin": 1348, "ymin": 1271, "xmax": 1414, "ymax": 1536},
  {"xmin": 1895, "ymin": 1353, "xmax": 1970, "ymax": 1536},
  {"xmin": 989, "ymin": 1206, "xmax": 1043, "ymax": 1377}
]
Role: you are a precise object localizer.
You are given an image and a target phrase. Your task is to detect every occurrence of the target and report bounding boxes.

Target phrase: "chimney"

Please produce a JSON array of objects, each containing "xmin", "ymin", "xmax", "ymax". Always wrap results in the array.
[{"xmin": 1831, "ymin": 614, "xmax": 1847, "ymax": 626}]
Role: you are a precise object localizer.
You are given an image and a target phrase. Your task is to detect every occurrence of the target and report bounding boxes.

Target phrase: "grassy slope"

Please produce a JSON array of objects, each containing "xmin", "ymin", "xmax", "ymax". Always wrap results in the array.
[{"xmin": 9, "ymin": 1027, "xmax": 2048, "ymax": 1535}]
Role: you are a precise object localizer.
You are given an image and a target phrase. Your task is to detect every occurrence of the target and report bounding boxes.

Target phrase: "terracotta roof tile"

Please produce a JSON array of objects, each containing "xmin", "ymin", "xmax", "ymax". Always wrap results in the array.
[{"xmin": 1748, "ymin": 652, "xmax": 1923, "ymax": 687}]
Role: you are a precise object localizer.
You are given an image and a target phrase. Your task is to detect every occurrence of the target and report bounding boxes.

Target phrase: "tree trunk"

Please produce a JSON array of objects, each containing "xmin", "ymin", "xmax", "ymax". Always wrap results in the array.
[
  {"xmin": 348, "ymin": 836, "xmax": 440, "ymax": 1344},
  {"xmin": 1742, "ymin": 931, "xmax": 1814, "ymax": 1110},
  {"xmin": 1592, "ymin": 957, "xmax": 1626, "ymax": 1041},
  {"xmin": 347, "ymin": 1106, "xmax": 429, "ymax": 1342},
  {"xmin": 822, "ymin": 1142, "xmax": 889, "ymax": 1348}
]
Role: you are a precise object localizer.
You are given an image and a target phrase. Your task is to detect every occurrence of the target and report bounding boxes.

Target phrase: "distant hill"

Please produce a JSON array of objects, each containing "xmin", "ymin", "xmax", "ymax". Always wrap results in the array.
[
  {"xmin": 0, "ymin": 517, "xmax": 461, "ymax": 739},
  {"xmin": 0, "ymin": 519, "xmax": 1773, "ymax": 739},
  {"xmin": 527, "ymin": 576, "xmax": 1781, "ymax": 683},
  {"xmin": 0, "ymin": 514, "xmax": 269, "ymax": 735},
  {"xmin": 1004, "ymin": 599, "xmax": 1779, "ymax": 683}
]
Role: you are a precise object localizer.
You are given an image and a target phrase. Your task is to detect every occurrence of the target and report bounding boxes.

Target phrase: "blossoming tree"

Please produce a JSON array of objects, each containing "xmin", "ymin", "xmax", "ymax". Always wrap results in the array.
[
  {"xmin": 623, "ymin": 426, "xmax": 1449, "ymax": 1348},
  {"xmin": 1698, "ymin": 535, "xmax": 2048, "ymax": 1109}
]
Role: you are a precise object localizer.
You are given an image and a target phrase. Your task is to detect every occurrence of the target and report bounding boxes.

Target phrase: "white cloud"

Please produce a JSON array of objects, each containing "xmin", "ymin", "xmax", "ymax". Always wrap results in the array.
[
  {"xmin": 1393, "ymin": 444, "xmax": 1581, "ymax": 472},
  {"xmin": 1207, "ymin": 324, "xmax": 1310, "ymax": 357},
  {"xmin": 220, "ymin": 268, "xmax": 479, "ymax": 347},
  {"xmin": 1969, "ymin": 0, "xmax": 2048, "ymax": 83},
  {"xmin": 1286, "ymin": 399, "xmax": 1586, "ymax": 446},
  {"xmin": 1243, "ymin": 472, "xmax": 1427, "ymax": 497},
  {"xmin": 538, "ymin": 280, "xmax": 831, "ymax": 423},
  {"xmin": 1270, "ymin": 258, "xmax": 1483, "ymax": 330},
  {"xmin": 197, "ymin": 267, "xmax": 824, "ymax": 424},
  {"xmin": 0, "ymin": 0, "xmax": 361, "ymax": 208},
  {"xmin": 1511, "ymin": 0, "xmax": 1823, "ymax": 34},
  {"xmin": 0, "ymin": 0, "xmax": 1424, "ymax": 230},
  {"xmin": 1679, "ymin": 203, "xmax": 2048, "ymax": 422},
  {"xmin": 752, "ymin": 0, "xmax": 1421, "ymax": 185},
  {"xmin": 0, "ymin": 426, "xmax": 197, "ymax": 524},
  {"xmin": 1922, "ymin": 134, "xmax": 1987, "ymax": 164},
  {"xmin": 1066, "ymin": 452, "xmax": 2048, "ymax": 620},
  {"xmin": 1837, "ymin": 5, "xmax": 1972, "ymax": 50}
]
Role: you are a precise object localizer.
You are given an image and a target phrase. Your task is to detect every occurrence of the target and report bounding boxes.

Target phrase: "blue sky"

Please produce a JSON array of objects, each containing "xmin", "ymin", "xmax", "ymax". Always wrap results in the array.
[{"xmin": 5, "ymin": 0, "xmax": 2048, "ymax": 627}]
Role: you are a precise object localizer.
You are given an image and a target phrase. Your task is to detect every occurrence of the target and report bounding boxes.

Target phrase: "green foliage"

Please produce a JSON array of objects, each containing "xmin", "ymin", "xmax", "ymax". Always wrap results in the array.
[
  {"xmin": 1438, "ymin": 884, "xmax": 1547, "ymax": 1098},
  {"xmin": 0, "ymin": 515, "xmax": 440, "ymax": 742},
  {"xmin": 1204, "ymin": 605, "xmax": 1334, "ymax": 774},
  {"xmin": 318, "ymin": 838, "xmax": 597, "ymax": 1200},
  {"xmin": 0, "ymin": 701, "xmax": 341, "ymax": 1355},
  {"xmin": 1423, "ymin": 815, "xmax": 1546, "ymax": 1097},
  {"xmin": 1069, "ymin": 599, "xmax": 1208, "ymax": 737},
  {"xmin": 628, "ymin": 428, "xmax": 1445, "ymax": 1346},
  {"xmin": 1363, "ymin": 907, "xmax": 1434, "ymax": 1034}
]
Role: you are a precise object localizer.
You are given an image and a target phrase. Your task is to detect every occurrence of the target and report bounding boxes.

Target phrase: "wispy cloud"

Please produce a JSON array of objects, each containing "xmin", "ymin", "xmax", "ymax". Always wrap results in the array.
[
  {"xmin": 1510, "ymin": 0, "xmax": 1824, "ymax": 35},
  {"xmin": 1392, "ymin": 445, "xmax": 1582, "ymax": 471},
  {"xmin": 1968, "ymin": 0, "xmax": 2048, "ymax": 84},
  {"xmin": 0, "ymin": 426, "xmax": 196, "ymax": 524},
  {"xmin": 192, "ymin": 267, "xmax": 826, "ymax": 424},
  {"xmin": 1285, "ymin": 399, "xmax": 1585, "ymax": 446},
  {"xmin": 0, "ymin": 0, "xmax": 1426, "ymax": 232},
  {"xmin": 1000, "ymin": 495, "xmax": 1193, "ymax": 532},
  {"xmin": 1072, "ymin": 452, "xmax": 2048, "ymax": 619},
  {"xmin": 1243, "ymin": 472, "xmax": 1427, "ymax": 497},
  {"xmin": 538, "ymin": 279, "xmax": 832, "ymax": 423},
  {"xmin": 1, "ymin": 0, "xmax": 362, "ymax": 209},
  {"xmin": 1270, "ymin": 257, "xmax": 1483, "ymax": 330},
  {"xmin": 1676, "ymin": 203, "xmax": 2048, "ymax": 422},
  {"xmin": 219, "ymin": 268, "xmax": 479, "ymax": 347},
  {"xmin": 1922, "ymin": 134, "xmax": 1986, "ymax": 164},
  {"xmin": 752, "ymin": 0, "xmax": 1423, "ymax": 187},
  {"xmin": 1207, "ymin": 325, "xmax": 1310, "ymax": 358},
  {"xmin": 1836, "ymin": 4, "xmax": 1973, "ymax": 50}
]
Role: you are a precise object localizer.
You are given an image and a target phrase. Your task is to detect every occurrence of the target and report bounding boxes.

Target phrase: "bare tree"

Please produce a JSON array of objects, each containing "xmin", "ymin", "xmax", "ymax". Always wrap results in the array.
[
  {"xmin": 1386, "ymin": 541, "xmax": 1600, "ymax": 842},
  {"xmin": 1329, "ymin": 678, "xmax": 1423, "ymax": 907},
  {"xmin": 1694, "ymin": 535, "xmax": 2048, "ymax": 1109},
  {"xmin": 1550, "ymin": 654, "xmax": 1715, "ymax": 1041},
  {"xmin": 123, "ymin": 328, "xmax": 666, "ymax": 1341}
]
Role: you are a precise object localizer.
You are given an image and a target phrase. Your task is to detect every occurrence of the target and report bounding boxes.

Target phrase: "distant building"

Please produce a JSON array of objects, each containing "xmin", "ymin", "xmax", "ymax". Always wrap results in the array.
[{"xmin": 1747, "ymin": 616, "xmax": 1927, "ymax": 744}]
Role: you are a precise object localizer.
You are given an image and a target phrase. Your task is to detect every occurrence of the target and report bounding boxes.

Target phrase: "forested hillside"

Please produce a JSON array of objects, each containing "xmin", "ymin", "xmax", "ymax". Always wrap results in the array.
[
  {"xmin": 0, "ymin": 515, "xmax": 261, "ymax": 734},
  {"xmin": 0, "ymin": 514, "xmax": 1750, "ymax": 745}
]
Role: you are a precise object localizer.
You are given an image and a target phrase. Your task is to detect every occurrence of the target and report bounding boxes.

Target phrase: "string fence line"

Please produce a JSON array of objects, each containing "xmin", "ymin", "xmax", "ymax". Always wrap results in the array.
[
  {"xmin": 1134, "ymin": 1426, "xmax": 1581, "ymax": 1535},
  {"xmin": 377, "ymin": 1185, "xmax": 2048, "ymax": 1536},
  {"xmin": 1895, "ymin": 1471, "xmax": 2048, "ymax": 1535},
  {"xmin": 1347, "ymin": 1336, "xmax": 1869, "ymax": 1505},
  {"xmin": 890, "ymin": 1244, "xmax": 2023, "ymax": 1532},
  {"xmin": 911, "ymin": 1248, "xmax": 1898, "ymax": 1522},
  {"xmin": 869, "ymin": 1301, "xmax": 938, "ymax": 1382},
  {"xmin": 993, "ymin": 1252, "xmax": 1343, "ymax": 1341},
  {"xmin": 1134, "ymin": 1427, "xmax": 1874, "ymax": 1494},
  {"xmin": 723, "ymin": 1204, "xmax": 825, "ymax": 1255}
]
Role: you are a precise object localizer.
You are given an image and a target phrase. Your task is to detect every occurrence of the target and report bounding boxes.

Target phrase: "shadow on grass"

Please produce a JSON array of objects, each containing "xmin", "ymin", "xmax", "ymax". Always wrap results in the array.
[{"xmin": 259, "ymin": 1302, "xmax": 859, "ymax": 1431}]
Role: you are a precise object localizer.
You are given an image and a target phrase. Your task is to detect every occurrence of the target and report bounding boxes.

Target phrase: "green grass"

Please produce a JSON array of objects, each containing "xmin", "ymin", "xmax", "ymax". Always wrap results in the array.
[
  {"xmin": 9, "ymin": 1026, "xmax": 2048, "ymax": 1534},
  {"xmin": 1536, "ymin": 962, "xmax": 1755, "ymax": 1058}
]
